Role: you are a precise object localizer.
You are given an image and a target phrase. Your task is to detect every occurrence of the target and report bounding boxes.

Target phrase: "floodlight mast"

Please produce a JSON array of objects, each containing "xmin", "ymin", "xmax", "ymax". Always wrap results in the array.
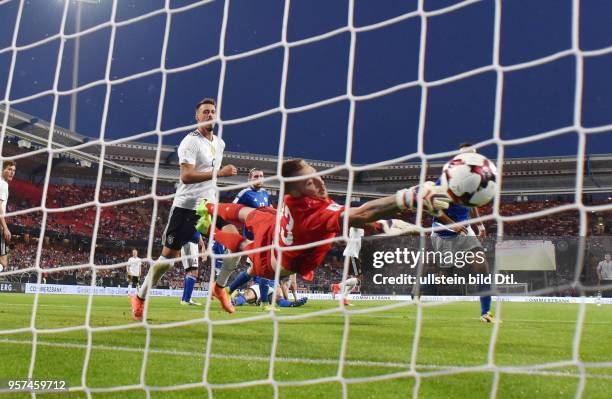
[{"xmin": 69, "ymin": 0, "xmax": 100, "ymax": 133}]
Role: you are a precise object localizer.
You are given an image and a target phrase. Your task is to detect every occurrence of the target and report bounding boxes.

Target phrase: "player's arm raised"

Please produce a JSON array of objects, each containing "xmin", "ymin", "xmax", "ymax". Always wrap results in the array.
[{"xmin": 347, "ymin": 182, "xmax": 450, "ymax": 228}]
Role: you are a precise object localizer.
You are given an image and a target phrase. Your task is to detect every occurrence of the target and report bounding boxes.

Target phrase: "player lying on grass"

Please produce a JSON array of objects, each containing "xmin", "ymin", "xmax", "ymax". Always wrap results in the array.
[
  {"xmin": 233, "ymin": 276, "xmax": 307, "ymax": 308},
  {"xmin": 226, "ymin": 261, "xmax": 298, "ymax": 310},
  {"xmin": 196, "ymin": 158, "xmax": 451, "ymax": 313}
]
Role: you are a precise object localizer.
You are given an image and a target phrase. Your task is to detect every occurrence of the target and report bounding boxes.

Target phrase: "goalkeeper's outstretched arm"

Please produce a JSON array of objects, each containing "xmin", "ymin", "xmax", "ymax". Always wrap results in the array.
[{"xmin": 347, "ymin": 182, "xmax": 450, "ymax": 228}]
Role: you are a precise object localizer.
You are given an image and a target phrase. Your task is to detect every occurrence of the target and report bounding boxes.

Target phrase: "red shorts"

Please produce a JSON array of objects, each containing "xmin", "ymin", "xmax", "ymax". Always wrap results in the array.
[{"xmin": 245, "ymin": 207, "xmax": 278, "ymax": 279}]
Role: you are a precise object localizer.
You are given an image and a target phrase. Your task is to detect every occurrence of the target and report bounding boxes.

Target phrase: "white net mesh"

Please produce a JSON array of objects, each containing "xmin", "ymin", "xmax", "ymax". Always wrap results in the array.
[{"xmin": 0, "ymin": 0, "xmax": 611, "ymax": 397}]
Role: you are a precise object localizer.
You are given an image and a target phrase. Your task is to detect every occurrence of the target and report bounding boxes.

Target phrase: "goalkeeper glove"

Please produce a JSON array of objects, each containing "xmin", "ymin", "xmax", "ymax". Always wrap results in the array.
[
  {"xmin": 379, "ymin": 219, "xmax": 419, "ymax": 235},
  {"xmin": 396, "ymin": 181, "xmax": 451, "ymax": 216}
]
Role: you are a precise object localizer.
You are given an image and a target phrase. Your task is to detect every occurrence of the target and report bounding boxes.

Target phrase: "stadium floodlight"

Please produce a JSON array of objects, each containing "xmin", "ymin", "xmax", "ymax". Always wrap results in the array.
[{"xmin": 69, "ymin": 0, "xmax": 100, "ymax": 133}]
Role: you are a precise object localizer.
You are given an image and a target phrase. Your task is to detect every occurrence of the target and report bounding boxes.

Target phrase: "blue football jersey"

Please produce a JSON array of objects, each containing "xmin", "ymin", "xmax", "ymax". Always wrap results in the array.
[
  {"xmin": 233, "ymin": 187, "xmax": 270, "ymax": 239},
  {"xmin": 233, "ymin": 187, "xmax": 270, "ymax": 208},
  {"xmin": 432, "ymin": 177, "xmax": 470, "ymax": 237}
]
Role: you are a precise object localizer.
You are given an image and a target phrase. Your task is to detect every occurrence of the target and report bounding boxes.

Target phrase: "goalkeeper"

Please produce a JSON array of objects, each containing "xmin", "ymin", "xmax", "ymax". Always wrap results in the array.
[{"xmin": 196, "ymin": 158, "xmax": 450, "ymax": 313}]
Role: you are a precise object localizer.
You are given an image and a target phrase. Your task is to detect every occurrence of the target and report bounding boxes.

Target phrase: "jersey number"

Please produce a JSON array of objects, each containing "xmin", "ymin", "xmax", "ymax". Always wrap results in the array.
[{"xmin": 280, "ymin": 205, "xmax": 294, "ymax": 246}]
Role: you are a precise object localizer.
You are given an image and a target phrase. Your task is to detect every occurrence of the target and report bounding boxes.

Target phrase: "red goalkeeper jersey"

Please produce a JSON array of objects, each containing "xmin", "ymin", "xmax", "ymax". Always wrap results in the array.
[{"xmin": 278, "ymin": 194, "xmax": 345, "ymax": 279}]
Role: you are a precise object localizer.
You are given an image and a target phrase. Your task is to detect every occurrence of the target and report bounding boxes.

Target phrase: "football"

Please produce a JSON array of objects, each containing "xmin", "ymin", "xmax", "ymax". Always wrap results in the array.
[{"xmin": 440, "ymin": 152, "xmax": 497, "ymax": 207}]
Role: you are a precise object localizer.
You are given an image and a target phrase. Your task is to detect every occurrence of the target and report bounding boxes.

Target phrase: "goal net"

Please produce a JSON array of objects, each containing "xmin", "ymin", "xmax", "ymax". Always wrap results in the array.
[{"xmin": 0, "ymin": 0, "xmax": 610, "ymax": 398}]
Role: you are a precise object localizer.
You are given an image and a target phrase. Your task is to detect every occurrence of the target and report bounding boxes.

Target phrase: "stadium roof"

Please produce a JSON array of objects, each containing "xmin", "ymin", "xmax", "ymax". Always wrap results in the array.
[{"xmin": 2, "ymin": 107, "xmax": 611, "ymax": 197}]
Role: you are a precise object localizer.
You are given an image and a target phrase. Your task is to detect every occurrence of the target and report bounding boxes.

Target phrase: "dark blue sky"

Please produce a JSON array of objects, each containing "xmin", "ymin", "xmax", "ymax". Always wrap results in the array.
[{"xmin": 0, "ymin": 0, "xmax": 610, "ymax": 164}]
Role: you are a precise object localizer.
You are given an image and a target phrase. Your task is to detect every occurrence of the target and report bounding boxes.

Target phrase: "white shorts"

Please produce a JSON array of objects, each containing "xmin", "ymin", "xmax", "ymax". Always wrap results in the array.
[{"xmin": 249, "ymin": 284, "xmax": 261, "ymax": 302}]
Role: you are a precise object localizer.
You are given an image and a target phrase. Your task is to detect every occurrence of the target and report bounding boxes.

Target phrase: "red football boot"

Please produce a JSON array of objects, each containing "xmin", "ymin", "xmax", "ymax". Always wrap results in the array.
[
  {"xmin": 211, "ymin": 282, "xmax": 235, "ymax": 314},
  {"xmin": 131, "ymin": 295, "xmax": 145, "ymax": 321}
]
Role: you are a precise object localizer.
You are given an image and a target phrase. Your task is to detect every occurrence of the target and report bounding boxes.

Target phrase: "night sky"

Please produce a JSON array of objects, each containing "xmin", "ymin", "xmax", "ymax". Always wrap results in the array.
[{"xmin": 0, "ymin": 0, "xmax": 610, "ymax": 164}]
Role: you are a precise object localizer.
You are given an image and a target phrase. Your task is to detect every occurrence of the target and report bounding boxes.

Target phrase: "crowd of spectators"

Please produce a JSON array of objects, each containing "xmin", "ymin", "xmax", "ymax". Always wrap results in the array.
[{"xmin": 8, "ymin": 179, "xmax": 611, "ymax": 241}]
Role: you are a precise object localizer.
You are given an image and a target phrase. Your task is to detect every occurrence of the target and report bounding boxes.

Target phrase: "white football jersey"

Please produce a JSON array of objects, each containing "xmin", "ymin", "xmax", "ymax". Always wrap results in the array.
[
  {"xmin": 343, "ymin": 227, "xmax": 364, "ymax": 258},
  {"xmin": 250, "ymin": 284, "xmax": 262, "ymax": 301},
  {"xmin": 173, "ymin": 131, "xmax": 225, "ymax": 210},
  {"xmin": 0, "ymin": 177, "xmax": 8, "ymax": 214},
  {"xmin": 599, "ymin": 260, "xmax": 612, "ymax": 280},
  {"xmin": 127, "ymin": 256, "xmax": 142, "ymax": 277}
]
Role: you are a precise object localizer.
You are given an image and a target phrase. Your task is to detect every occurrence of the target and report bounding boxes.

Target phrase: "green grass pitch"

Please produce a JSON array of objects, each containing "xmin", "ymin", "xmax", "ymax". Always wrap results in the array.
[{"xmin": 0, "ymin": 293, "xmax": 610, "ymax": 399}]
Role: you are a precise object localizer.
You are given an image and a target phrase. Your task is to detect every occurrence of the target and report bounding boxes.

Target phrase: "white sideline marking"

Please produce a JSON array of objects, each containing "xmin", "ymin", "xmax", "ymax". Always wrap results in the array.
[{"xmin": 1, "ymin": 338, "xmax": 611, "ymax": 380}]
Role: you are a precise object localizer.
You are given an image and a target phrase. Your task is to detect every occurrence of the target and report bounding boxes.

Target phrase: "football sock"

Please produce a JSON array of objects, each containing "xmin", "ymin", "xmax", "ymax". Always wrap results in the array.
[
  {"xmin": 478, "ymin": 283, "xmax": 492, "ymax": 315},
  {"xmin": 259, "ymin": 283, "xmax": 270, "ymax": 305},
  {"xmin": 182, "ymin": 275, "xmax": 196, "ymax": 302},
  {"xmin": 229, "ymin": 271, "xmax": 251, "ymax": 293},
  {"xmin": 138, "ymin": 256, "xmax": 172, "ymax": 300},
  {"xmin": 215, "ymin": 252, "xmax": 240, "ymax": 288}
]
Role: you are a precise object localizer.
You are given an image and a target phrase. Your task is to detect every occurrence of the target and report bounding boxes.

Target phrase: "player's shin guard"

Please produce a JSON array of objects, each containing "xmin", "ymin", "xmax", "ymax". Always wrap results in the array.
[
  {"xmin": 182, "ymin": 275, "xmax": 196, "ymax": 302},
  {"xmin": 478, "ymin": 283, "xmax": 492, "ymax": 315},
  {"xmin": 138, "ymin": 256, "xmax": 172, "ymax": 300},
  {"xmin": 229, "ymin": 271, "xmax": 251, "ymax": 293},
  {"xmin": 215, "ymin": 253, "xmax": 240, "ymax": 288}
]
